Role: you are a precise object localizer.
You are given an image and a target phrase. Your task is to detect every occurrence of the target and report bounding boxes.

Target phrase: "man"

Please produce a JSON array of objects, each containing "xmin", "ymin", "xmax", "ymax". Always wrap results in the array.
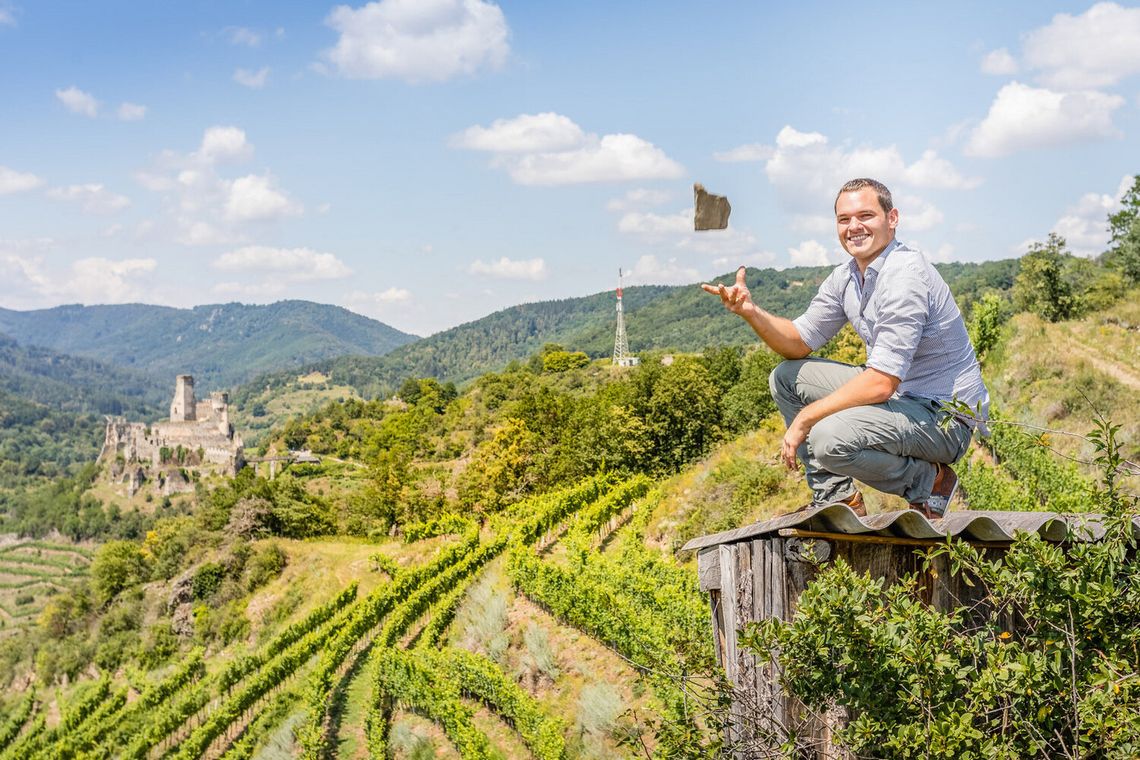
[{"xmin": 702, "ymin": 178, "xmax": 988, "ymax": 517}]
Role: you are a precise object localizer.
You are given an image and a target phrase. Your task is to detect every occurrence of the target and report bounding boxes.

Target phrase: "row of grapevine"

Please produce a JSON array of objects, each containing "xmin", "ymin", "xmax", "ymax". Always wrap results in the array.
[
  {"xmin": 217, "ymin": 686, "xmax": 300, "ymax": 760},
  {"xmin": 411, "ymin": 573, "xmax": 477, "ymax": 649},
  {"xmin": 296, "ymin": 530, "xmax": 483, "ymax": 757},
  {"xmin": 2, "ymin": 679, "xmax": 109, "ymax": 759},
  {"xmin": 38, "ymin": 687, "xmax": 127, "ymax": 760},
  {"xmin": 434, "ymin": 648, "xmax": 566, "ymax": 760},
  {"xmin": 402, "ymin": 513, "xmax": 474, "ymax": 543},
  {"xmin": 94, "ymin": 648, "xmax": 207, "ymax": 751},
  {"xmin": 367, "ymin": 648, "xmax": 495, "ymax": 760},
  {"xmin": 0, "ymin": 691, "xmax": 35, "ymax": 751}
]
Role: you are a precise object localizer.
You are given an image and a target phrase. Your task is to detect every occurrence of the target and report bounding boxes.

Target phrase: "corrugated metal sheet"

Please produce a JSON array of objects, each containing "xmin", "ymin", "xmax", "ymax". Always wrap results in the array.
[{"xmin": 680, "ymin": 504, "xmax": 1140, "ymax": 552}]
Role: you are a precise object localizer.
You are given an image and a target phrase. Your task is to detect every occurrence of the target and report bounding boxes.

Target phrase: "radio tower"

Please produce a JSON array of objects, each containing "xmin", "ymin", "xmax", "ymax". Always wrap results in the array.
[{"xmin": 612, "ymin": 268, "xmax": 639, "ymax": 366}]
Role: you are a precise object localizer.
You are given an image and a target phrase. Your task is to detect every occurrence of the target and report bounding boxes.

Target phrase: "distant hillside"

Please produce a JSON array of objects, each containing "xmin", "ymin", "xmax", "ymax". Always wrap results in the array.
[
  {"xmin": 253, "ymin": 259, "xmax": 1017, "ymax": 399},
  {"xmin": 0, "ymin": 300, "xmax": 418, "ymax": 390},
  {"xmin": 0, "ymin": 335, "xmax": 167, "ymax": 488}
]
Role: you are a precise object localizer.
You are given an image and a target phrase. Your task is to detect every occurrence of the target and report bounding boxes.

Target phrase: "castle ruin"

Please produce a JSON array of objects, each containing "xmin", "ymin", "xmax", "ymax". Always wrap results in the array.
[{"xmin": 101, "ymin": 375, "xmax": 245, "ymax": 495}]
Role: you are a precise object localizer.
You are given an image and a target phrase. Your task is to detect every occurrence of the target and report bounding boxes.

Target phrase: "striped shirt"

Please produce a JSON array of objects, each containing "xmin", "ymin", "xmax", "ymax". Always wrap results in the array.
[{"xmin": 792, "ymin": 240, "xmax": 990, "ymax": 424}]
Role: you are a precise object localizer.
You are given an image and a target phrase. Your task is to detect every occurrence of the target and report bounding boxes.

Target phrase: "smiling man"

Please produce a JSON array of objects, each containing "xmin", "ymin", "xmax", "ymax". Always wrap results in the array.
[{"xmin": 702, "ymin": 178, "xmax": 988, "ymax": 518}]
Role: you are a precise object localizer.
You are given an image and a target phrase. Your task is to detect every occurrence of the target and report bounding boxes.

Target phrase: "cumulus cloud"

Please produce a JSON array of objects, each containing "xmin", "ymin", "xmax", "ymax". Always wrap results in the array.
[
  {"xmin": 55, "ymin": 86, "xmax": 99, "ymax": 117},
  {"xmin": 787, "ymin": 240, "xmax": 842, "ymax": 267},
  {"xmin": 1048, "ymin": 176, "xmax": 1132, "ymax": 256},
  {"xmin": 0, "ymin": 166, "xmax": 44, "ymax": 194},
  {"xmin": 224, "ymin": 175, "xmax": 302, "ymax": 221},
  {"xmin": 323, "ymin": 0, "xmax": 509, "ymax": 83},
  {"xmin": 234, "ymin": 67, "xmax": 270, "ymax": 89},
  {"xmin": 897, "ymin": 194, "xmax": 944, "ymax": 232},
  {"xmin": 135, "ymin": 126, "xmax": 303, "ymax": 246},
  {"xmin": 980, "ymin": 48, "xmax": 1019, "ymax": 75},
  {"xmin": 1023, "ymin": 3, "xmax": 1140, "ymax": 89},
  {"xmin": 1, "ymin": 248, "xmax": 156, "ymax": 305},
  {"xmin": 468, "ymin": 256, "xmax": 546, "ymax": 280},
  {"xmin": 713, "ymin": 142, "xmax": 775, "ymax": 162},
  {"xmin": 46, "ymin": 184, "xmax": 131, "ymax": 214},
  {"xmin": 198, "ymin": 126, "xmax": 254, "ymax": 164},
  {"xmin": 627, "ymin": 254, "xmax": 702, "ymax": 285},
  {"xmin": 117, "ymin": 102, "xmax": 147, "ymax": 121},
  {"xmin": 762, "ymin": 126, "xmax": 975, "ymax": 222},
  {"xmin": 0, "ymin": 8, "xmax": 14, "ymax": 26},
  {"xmin": 456, "ymin": 112, "xmax": 683, "ymax": 185},
  {"xmin": 451, "ymin": 112, "xmax": 583, "ymax": 153},
  {"xmin": 617, "ymin": 209, "xmax": 691, "ymax": 238},
  {"xmin": 965, "ymin": 82, "xmax": 1123, "ymax": 157},
  {"xmin": 613, "ymin": 204, "xmax": 771, "ymax": 264},
  {"xmin": 213, "ymin": 246, "xmax": 351, "ymax": 280}
]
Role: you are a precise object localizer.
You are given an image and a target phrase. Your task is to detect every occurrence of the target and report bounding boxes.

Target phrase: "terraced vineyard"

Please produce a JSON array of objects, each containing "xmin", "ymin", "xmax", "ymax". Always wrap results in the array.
[
  {"xmin": 0, "ymin": 539, "xmax": 92, "ymax": 638},
  {"xmin": 0, "ymin": 475, "xmax": 716, "ymax": 759}
]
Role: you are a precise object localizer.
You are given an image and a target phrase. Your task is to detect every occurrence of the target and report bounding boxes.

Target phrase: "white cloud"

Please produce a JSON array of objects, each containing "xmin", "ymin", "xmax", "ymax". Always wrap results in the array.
[
  {"xmin": 55, "ymin": 86, "xmax": 99, "ymax": 117},
  {"xmin": 0, "ymin": 8, "xmax": 15, "ymax": 26},
  {"xmin": 787, "ymin": 239, "xmax": 841, "ymax": 267},
  {"xmin": 981, "ymin": 48, "xmax": 1019, "ymax": 76},
  {"xmin": 1048, "ymin": 176, "xmax": 1131, "ymax": 256},
  {"xmin": 224, "ymin": 175, "xmax": 302, "ymax": 221},
  {"xmin": 507, "ymin": 134, "xmax": 683, "ymax": 185},
  {"xmin": 897, "ymin": 194, "xmax": 944, "ymax": 232},
  {"xmin": 323, "ymin": 0, "xmax": 509, "ymax": 83},
  {"xmin": 377, "ymin": 286, "xmax": 412, "ymax": 302},
  {"xmin": 606, "ymin": 188, "xmax": 671, "ymax": 212},
  {"xmin": 468, "ymin": 256, "xmax": 546, "ymax": 280},
  {"xmin": 46, "ymin": 183, "xmax": 131, "ymax": 214},
  {"xmin": 456, "ymin": 113, "xmax": 683, "ymax": 185},
  {"xmin": 902, "ymin": 150, "xmax": 982, "ymax": 190},
  {"xmin": 617, "ymin": 209, "xmax": 691, "ymax": 238},
  {"xmin": 234, "ymin": 67, "xmax": 270, "ymax": 89},
  {"xmin": 1, "ymin": 247, "xmax": 156, "ymax": 305},
  {"xmin": 1023, "ymin": 2, "xmax": 1140, "ymax": 89},
  {"xmin": 713, "ymin": 142, "xmax": 775, "ymax": 163},
  {"xmin": 965, "ymin": 82, "xmax": 1123, "ymax": 157},
  {"xmin": 710, "ymin": 252, "xmax": 775, "ymax": 271},
  {"xmin": 764, "ymin": 126, "xmax": 977, "ymax": 213},
  {"xmin": 198, "ymin": 126, "xmax": 253, "ymax": 163},
  {"xmin": 790, "ymin": 214, "xmax": 834, "ymax": 235},
  {"xmin": 117, "ymin": 102, "xmax": 147, "ymax": 121},
  {"xmin": 213, "ymin": 246, "xmax": 351, "ymax": 280},
  {"xmin": 451, "ymin": 112, "xmax": 584, "ymax": 153},
  {"xmin": 0, "ymin": 166, "xmax": 44, "ymax": 194},
  {"xmin": 628, "ymin": 254, "xmax": 701, "ymax": 285},
  {"xmin": 225, "ymin": 26, "xmax": 262, "ymax": 47}
]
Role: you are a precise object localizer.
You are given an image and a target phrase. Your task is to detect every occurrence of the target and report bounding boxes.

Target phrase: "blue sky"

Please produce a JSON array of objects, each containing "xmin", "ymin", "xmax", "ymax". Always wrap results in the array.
[{"xmin": 1, "ymin": 1, "xmax": 1138, "ymax": 336}]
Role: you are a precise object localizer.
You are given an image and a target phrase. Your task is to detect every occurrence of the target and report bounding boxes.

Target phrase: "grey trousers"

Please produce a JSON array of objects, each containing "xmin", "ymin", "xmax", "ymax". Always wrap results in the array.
[{"xmin": 769, "ymin": 358, "xmax": 972, "ymax": 505}]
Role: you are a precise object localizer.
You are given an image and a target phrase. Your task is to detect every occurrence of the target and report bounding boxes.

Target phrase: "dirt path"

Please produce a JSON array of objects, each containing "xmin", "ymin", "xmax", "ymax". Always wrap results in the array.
[{"xmin": 1061, "ymin": 333, "xmax": 1140, "ymax": 391}]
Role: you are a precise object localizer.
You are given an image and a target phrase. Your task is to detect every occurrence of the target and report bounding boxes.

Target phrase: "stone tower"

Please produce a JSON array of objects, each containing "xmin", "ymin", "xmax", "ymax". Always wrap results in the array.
[{"xmin": 170, "ymin": 375, "xmax": 196, "ymax": 422}]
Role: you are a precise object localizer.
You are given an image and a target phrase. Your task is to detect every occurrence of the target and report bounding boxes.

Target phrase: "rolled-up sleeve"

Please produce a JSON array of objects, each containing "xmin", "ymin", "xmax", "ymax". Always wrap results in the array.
[
  {"xmin": 792, "ymin": 269, "xmax": 848, "ymax": 351},
  {"xmin": 866, "ymin": 268, "xmax": 929, "ymax": 381}
]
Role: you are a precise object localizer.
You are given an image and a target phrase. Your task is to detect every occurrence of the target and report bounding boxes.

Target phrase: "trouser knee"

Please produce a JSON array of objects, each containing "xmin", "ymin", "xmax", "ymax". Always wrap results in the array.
[{"xmin": 769, "ymin": 359, "xmax": 808, "ymax": 405}]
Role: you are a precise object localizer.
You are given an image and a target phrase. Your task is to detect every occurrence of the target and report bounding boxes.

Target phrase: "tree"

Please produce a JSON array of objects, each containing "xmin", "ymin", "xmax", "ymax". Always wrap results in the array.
[
  {"xmin": 966, "ymin": 291, "xmax": 1008, "ymax": 361},
  {"xmin": 1105, "ymin": 175, "xmax": 1140, "ymax": 284},
  {"xmin": 90, "ymin": 540, "xmax": 150, "ymax": 606},
  {"xmin": 1012, "ymin": 233, "xmax": 1080, "ymax": 322}
]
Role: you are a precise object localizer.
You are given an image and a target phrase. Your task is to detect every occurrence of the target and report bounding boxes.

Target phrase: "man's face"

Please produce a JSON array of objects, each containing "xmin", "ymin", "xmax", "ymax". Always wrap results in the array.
[{"xmin": 835, "ymin": 188, "xmax": 898, "ymax": 264}]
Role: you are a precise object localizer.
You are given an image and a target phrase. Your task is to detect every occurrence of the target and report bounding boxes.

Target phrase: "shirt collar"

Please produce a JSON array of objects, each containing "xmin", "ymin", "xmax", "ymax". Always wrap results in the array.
[{"xmin": 846, "ymin": 238, "xmax": 900, "ymax": 281}]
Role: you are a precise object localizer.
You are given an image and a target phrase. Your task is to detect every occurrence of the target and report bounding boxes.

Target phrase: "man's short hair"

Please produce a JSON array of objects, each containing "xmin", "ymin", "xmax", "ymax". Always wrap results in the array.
[{"xmin": 835, "ymin": 178, "xmax": 893, "ymax": 214}]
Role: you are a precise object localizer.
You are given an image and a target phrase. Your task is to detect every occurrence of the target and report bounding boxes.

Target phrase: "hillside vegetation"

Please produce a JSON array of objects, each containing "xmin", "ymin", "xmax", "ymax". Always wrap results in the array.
[
  {"xmin": 0, "ymin": 184, "xmax": 1137, "ymax": 758},
  {"xmin": 0, "ymin": 301, "xmax": 417, "ymax": 390}
]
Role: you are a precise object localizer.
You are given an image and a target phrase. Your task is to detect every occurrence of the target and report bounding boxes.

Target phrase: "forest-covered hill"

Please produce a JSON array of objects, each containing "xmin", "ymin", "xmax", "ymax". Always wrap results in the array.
[
  {"xmin": 0, "ymin": 300, "xmax": 418, "ymax": 390},
  {"xmin": 242, "ymin": 259, "xmax": 1019, "ymax": 400}
]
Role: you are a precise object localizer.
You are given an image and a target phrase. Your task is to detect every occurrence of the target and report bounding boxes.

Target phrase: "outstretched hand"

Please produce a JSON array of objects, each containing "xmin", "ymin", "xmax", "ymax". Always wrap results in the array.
[{"xmin": 701, "ymin": 266, "xmax": 754, "ymax": 317}]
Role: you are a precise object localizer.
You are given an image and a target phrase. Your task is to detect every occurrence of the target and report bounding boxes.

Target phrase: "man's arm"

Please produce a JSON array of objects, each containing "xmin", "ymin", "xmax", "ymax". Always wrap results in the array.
[
  {"xmin": 780, "ymin": 368, "xmax": 900, "ymax": 468},
  {"xmin": 701, "ymin": 267, "xmax": 811, "ymax": 359}
]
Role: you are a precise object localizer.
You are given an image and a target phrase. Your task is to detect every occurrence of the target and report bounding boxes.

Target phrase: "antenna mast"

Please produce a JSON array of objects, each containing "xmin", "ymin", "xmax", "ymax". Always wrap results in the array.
[{"xmin": 612, "ymin": 268, "xmax": 638, "ymax": 366}]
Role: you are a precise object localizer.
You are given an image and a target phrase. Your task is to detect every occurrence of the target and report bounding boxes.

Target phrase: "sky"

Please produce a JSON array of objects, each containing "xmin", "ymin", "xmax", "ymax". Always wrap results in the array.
[{"xmin": 1, "ymin": 1, "xmax": 1138, "ymax": 336}]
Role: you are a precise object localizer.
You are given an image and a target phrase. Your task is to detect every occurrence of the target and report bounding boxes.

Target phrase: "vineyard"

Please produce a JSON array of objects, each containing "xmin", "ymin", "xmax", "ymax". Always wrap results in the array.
[
  {"xmin": 0, "ymin": 539, "xmax": 91, "ymax": 638},
  {"xmin": 0, "ymin": 474, "xmax": 718, "ymax": 759}
]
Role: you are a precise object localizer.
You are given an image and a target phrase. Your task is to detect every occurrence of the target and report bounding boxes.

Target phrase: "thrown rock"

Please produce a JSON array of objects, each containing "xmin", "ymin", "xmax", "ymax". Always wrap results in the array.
[{"xmin": 694, "ymin": 183, "xmax": 731, "ymax": 230}]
